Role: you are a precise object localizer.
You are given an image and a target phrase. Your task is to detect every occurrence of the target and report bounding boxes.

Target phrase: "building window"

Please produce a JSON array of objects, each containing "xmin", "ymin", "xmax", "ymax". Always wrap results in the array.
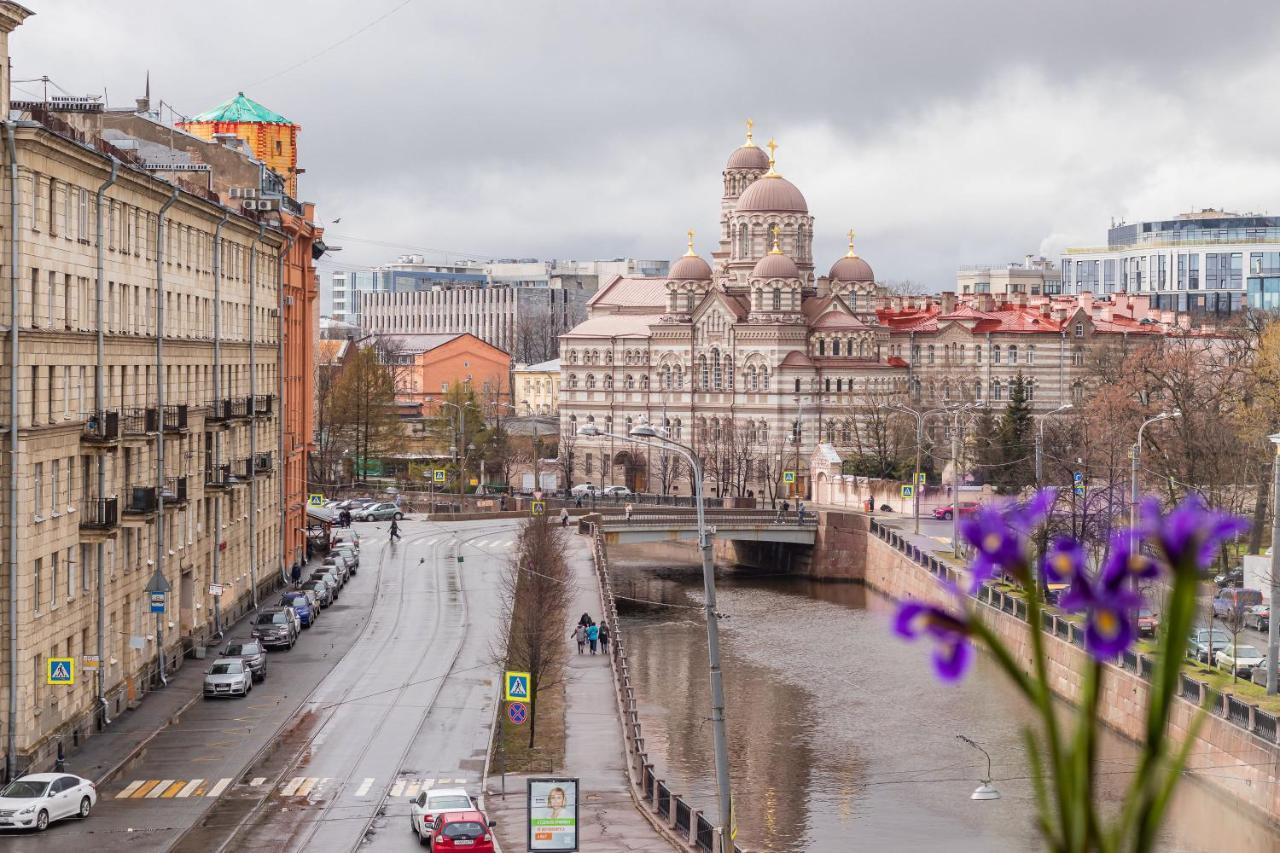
[
  {"xmin": 991, "ymin": 345, "xmax": 1000, "ymax": 364},
  {"xmin": 927, "ymin": 344, "xmax": 935, "ymax": 364},
  {"xmin": 1026, "ymin": 345, "xmax": 1035, "ymax": 365},
  {"xmin": 1074, "ymin": 322, "xmax": 1084, "ymax": 338},
  {"xmin": 712, "ymin": 349, "xmax": 722, "ymax": 390},
  {"xmin": 1073, "ymin": 347, "xmax": 1084, "ymax": 366},
  {"xmin": 817, "ymin": 339, "xmax": 825, "ymax": 356},
  {"xmin": 1071, "ymin": 382, "xmax": 1084, "ymax": 404},
  {"xmin": 585, "ymin": 454, "xmax": 593, "ymax": 476},
  {"xmin": 794, "ymin": 378, "xmax": 801, "ymax": 393},
  {"xmin": 34, "ymin": 462, "xmax": 43, "ymax": 521},
  {"xmin": 771, "ymin": 288, "xmax": 781, "ymax": 310},
  {"xmin": 1007, "ymin": 345, "xmax": 1017, "ymax": 365},
  {"xmin": 33, "ymin": 557, "xmax": 41, "ymax": 613},
  {"xmin": 991, "ymin": 381, "xmax": 1003, "ymax": 401},
  {"xmin": 586, "ymin": 374, "xmax": 596, "ymax": 389}
]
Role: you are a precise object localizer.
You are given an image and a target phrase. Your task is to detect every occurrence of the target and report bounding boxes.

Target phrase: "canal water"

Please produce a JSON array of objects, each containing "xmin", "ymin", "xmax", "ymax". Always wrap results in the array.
[{"xmin": 609, "ymin": 550, "xmax": 1280, "ymax": 853}]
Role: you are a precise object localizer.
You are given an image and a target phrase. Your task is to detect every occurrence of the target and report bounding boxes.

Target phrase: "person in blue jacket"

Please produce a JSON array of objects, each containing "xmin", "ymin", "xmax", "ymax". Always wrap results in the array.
[{"xmin": 586, "ymin": 622, "xmax": 600, "ymax": 655}]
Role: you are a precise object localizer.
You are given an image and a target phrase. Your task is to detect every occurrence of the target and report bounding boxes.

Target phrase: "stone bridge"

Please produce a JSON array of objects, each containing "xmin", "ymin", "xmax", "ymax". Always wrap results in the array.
[{"xmin": 593, "ymin": 510, "xmax": 817, "ymax": 546}]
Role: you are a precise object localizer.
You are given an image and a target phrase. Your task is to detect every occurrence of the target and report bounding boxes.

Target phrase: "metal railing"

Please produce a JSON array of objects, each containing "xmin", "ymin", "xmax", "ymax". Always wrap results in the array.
[
  {"xmin": 163, "ymin": 476, "xmax": 188, "ymax": 504},
  {"xmin": 122, "ymin": 407, "xmax": 160, "ymax": 435},
  {"xmin": 123, "ymin": 485, "xmax": 158, "ymax": 514},
  {"xmin": 161, "ymin": 404, "xmax": 188, "ymax": 432},
  {"xmin": 82, "ymin": 409, "xmax": 120, "ymax": 441},
  {"xmin": 79, "ymin": 497, "xmax": 118, "ymax": 529},
  {"xmin": 205, "ymin": 463, "xmax": 234, "ymax": 487},
  {"xmin": 253, "ymin": 451, "xmax": 273, "ymax": 474},
  {"xmin": 253, "ymin": 394, "xmax": 274, "ymax": 416},
  {"xmin": 867, "ymin": 517, "xmax": 1280, "ymax": 745}
]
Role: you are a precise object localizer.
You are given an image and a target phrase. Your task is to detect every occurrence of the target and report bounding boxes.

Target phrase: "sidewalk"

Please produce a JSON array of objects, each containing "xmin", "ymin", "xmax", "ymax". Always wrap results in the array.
[{"xmin": 485, "ymin": 534, "xmax": 676, "ymax": 852}]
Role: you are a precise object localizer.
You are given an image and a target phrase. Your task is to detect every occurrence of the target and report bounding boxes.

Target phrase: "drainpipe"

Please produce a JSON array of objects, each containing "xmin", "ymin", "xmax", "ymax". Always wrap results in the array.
[
  {"xmin": 211, "ymin": 211, "xmax": 229, "ymax": 639},
  {"xmin": 276, "ymin": 229, "xmax": 294, "ymax": 581},
  {"xmin": 154, "ymin": 188, "xmax": 178, "ymax": 687},
  {"xmin": 4, "ymin": 122, "xmax": 20, "ymax": 781},
  {"xmin": 94, "ymin": 158, "xmax": 118, "ymax": 726},
  {"xmin": 249, "ymin": 223, "xmax": 264, "ymax": 610}
]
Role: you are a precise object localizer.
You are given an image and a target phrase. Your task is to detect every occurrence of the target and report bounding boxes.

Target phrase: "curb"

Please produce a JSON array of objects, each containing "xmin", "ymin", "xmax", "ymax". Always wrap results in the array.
[{"xmin": 94, "ymin": 688, "xmax": 202, "ymax": 787}]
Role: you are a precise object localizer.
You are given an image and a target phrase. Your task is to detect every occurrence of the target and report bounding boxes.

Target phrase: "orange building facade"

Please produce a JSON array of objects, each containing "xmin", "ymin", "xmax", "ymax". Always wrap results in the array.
[
  {"xmin": 179, "ymin": 92, "xmax": 302, "ymax": 197},
  {"xmin": 384, "ymin": 333, "xmax": 512, "ymax": 414}
]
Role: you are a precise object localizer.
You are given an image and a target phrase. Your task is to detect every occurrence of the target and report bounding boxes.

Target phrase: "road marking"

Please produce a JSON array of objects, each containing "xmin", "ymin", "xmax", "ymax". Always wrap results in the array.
[
  {"xmin": 175, "ymin": 779, "xmax": 203, "ymax": 798},
  {"xmin": 389, "ymin": 780, "xmax": 406, "ymax": 797},
  {"xmin": 280, "ymin": 776, "xmax": 305, "ymax": 796},
  {"xmin": 355, "ymin": 778, "xmax": 374, "ymax": 797},
  {"xmin": 116, "ymin": 780, "xmax": 144, "ymax": 799},
  {"xmin": 296, "ymin": 777, "xmax": 327, "ymax": 797},
  {"xmin": 404, "ymin": 781, "xmax": 422, "ymax": 798},
  {"xmin": 194, "ymin": 780, "xmax": 210, "ymax": 796},
  {"xmin": 145, "ymin": 780, "xmax": 176, "ymax": 798},
  {"xmin": 160, "ymin": 780, "xmax": 187, "ymax": 798},
  {"xmin": 207, "ymin": 778, "xmax": 232, "ymax": 797},
  {"xmin": 250, "ymin": 777, "xmax": 266, "ymax": 787}
]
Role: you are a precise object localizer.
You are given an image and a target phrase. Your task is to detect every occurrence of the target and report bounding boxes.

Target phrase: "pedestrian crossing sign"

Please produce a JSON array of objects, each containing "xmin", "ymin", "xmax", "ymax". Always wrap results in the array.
[
  {"xmin": 782, "ymin": 470, "xmax": 796, "ymax": 484},
  {"xmin": 47, "ymin": 657, "xmax": 74, "ymax": 685},
  {"xmin": 901, "ymin": 484, "xmax": 914, "ymax": 498},
  {"xmin": 308, "ymin": 493, "xmax": 324, "ymax": 508},
  {"xmin": 433, "ymin": 469, "xmax": 446, "ymax": 483},
  {"xmin": 531, "ymin": 500, "xmax": 546, "ymax": 516},
  {"xmin": 505, "ymin": 670, "xmax": 531, "ymax": 701}
]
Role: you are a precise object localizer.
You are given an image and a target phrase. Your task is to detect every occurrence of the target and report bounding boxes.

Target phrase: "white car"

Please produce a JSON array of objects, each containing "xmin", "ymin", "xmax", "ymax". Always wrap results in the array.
[
  {"xmin": 1215, "ymin": 644, "xmax": 1266, "ymax": 677},
  {"xmin": 409, "ymin": 786, "xmax": 475, "ymax": 844},
  {"xmin": 603, "ymin": 485, "xmax": 633, "ymax": 498},
  {"xmin": 570, "ymin": 483, "xmax": 598, "ymax": 497},
  {"xmin": 0, "ymin": 773, "xmax": 96, "ymax": 831}
]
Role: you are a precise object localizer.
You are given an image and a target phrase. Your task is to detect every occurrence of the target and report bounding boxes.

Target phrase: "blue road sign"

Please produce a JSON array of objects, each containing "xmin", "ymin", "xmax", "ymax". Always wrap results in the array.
[
  {"xmin": 505, "ymin": 670, "xmax": 531, "ymax": 701},
  {"xmin": 507, "ymin": 701, "xmax": 529, "ymax": 725},
  {"xmin": 1073, "ymin": 471, "xmax": 1084, "ymax": 484},
  {"xmin": 149, "ymin": 591, "xmax": 166, "ymax": 613},
  {"xmin": 47, "ymin": 658, "xmax": 74, "ymax": 685}
]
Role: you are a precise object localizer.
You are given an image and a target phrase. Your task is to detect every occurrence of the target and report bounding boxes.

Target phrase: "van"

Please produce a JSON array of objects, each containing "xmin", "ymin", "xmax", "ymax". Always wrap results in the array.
[{"xmin": 1213, "ymin": 587, "xmax": 1263, "ymax": 618}]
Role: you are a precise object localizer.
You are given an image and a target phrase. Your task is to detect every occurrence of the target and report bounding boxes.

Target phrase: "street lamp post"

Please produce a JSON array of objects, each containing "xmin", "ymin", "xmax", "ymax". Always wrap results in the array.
[
  {"xmin": 580, "ymin": 421, "xmax": 734, "ymax": 852},
  {"xmin": 1268, "ymin": 433, "xmax": 1280, "ymax": 695},
  {"xmin": 1130, "ymin": 411, "xmax": 1181, "ymax": 535},
  {"xmin": 1033, "ymin": 403, "xmax": 1073, "ymax": 486}
]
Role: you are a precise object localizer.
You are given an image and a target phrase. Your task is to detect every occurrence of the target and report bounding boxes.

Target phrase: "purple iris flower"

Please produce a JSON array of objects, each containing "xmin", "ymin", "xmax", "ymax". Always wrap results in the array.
[
  {"xmin": 1138, "ymin": 494, "xmax": 1248, "ymax": 572},
  {"xmin": 1043, "ymin": 536, "xmax": 1086, "ymax": 584},
  {"xmin": 1100, "ymin": 531, "xmax": 1158, "ymax": 585},
  {"xmin": 1007, "ymin": 487, "xmax": 1058, "ymax": 532},
  {"xmin": 894, "ymin": 595, "xmax": 973, "ymax": 682},
  {"xmin": 1055, "ymin": 548, "xmax": 1143, "ymax": 659},
  {"xmin": 960, "ymin": 489, "xmax": 1057, "ymax": 590}
]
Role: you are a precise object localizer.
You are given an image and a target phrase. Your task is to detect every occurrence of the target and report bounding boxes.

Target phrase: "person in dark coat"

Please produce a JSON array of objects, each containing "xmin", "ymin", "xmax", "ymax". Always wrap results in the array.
[{"xmin": 599, "ymin": 622, "xmax": 611, "ymax": 654}]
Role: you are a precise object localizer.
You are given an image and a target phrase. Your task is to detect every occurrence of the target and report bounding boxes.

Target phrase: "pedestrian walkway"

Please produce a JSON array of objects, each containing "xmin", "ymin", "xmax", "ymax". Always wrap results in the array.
[{"xmin": 484, "ymin": 534, "xmax": 676, "ymax": 852}]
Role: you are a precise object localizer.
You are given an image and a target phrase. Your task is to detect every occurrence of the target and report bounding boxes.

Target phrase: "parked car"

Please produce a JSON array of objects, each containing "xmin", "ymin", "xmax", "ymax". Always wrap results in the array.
[
  {"xmin": 570, "ymin": 483, "xmax": 599, "ymax": 498},
  {"xmin": 1215, "ymin": 643, "xmax": 1265, "ymax": 677},
  {"xmin": 333, "ymin": 543, "xmax": 359, "ymax": 571},
  {"xmin": 1188, "ymin": 628, "xmax": 1232, "ymax": 663},
  {"xmin": 302, "ymin": 579, "xmax": 332, "ymax": 608},
  {"xmin": 335, "ymin": 498, "xmax": 376, "ymax": 512},
  {"xmin": 1137, "ymin": 608, "xmax": 1159, "ymax": 638},
  {"xmin": 252, "ymin": 608, "xmax": 297, "ymax": 650},
  {"xmin": 603, "ymin": 485, "xmax": 633, "ymax": 498},
  {"xmin": 331, "ymin": 529, "xmax": 361, "ymax": 549},
  {"xmin": 1213, "ymin": 588, "xmax": 1263, "ymax": 619},
  {"xmin": 409, "ymin": 786, "xmax": 475, "ymax": 843},
  {"xmin": 322, "ymin": 555, "xmax": 350, "ymax": 584},
  {"xmin": 222, "ymin": 640, "xmax": 267, "ymax": 682},
  {"xmin": 1243, "ymin": 604, "xmax": 1271, "ymax": 632},
  {"xmin": 279, "ymin": 591, "xmax": 315, "ymax": 629},
  {"xmin": 1214, "ymin": 566, "xmax": 1244, "ymax": 587},
  {"xmin": 309, "ymin": 570, "xmax": 341, "ymax": 601},
  {"xmin": 428, "ymin": 810, "xmax": 497, "ymax": 851},
  {"xmin": 204, "ymin": 658, "xmax": 253, "ymax": 698},
  {"xmin": 932, "ymin": 502, "xmax": 980, "ymax": 520},
  {"xmin": 295, "ymin": 587, "xmax": 321, "ymax": 616},
  {"xmin": 1252, "ymin": 658, "xmax": 1270, "ymax": 687},
  {"xmin": 0, "ymin": 773, "xmax": 96, "ymax": 831},
  {"xmin": 353, "ymin": 501, "xmax": 403, "ymax": 522}
]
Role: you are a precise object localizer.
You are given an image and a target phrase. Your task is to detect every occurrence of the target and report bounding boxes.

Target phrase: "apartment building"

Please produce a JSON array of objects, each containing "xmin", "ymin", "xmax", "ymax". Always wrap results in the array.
[{"xmin": 0, "ymin": 6, "xmax": 321, "ymax": 778}]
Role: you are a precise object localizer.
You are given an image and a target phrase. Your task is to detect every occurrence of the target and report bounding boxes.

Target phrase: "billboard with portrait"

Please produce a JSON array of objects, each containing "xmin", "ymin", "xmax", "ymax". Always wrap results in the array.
[{"xmin": 527, "ymin": 777, "xmax": 578, "ymax": 851}]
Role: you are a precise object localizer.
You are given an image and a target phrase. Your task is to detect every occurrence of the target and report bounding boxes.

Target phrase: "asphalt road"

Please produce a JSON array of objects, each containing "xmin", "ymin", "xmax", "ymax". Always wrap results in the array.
[{"xmin": 2, "ymin": 517, "xmax": 517, "ymax": 853}]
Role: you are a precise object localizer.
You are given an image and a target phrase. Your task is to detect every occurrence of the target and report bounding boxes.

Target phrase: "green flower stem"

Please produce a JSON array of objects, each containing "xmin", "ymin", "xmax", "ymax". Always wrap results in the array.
[{"xmin": 1025, "ymin": 583, "xmax": 1071, "ymax": 851}]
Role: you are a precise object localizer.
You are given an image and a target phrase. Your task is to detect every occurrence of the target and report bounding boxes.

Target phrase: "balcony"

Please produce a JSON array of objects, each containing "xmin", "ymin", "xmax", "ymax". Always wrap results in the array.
[
  {"xmin": 206, "ymin": 399, "xmax": 231, "ymax": 423},
  {"xmin": 82, "ymin": 410, "xmax": 120, "ymax": 443},
  {"xmin": 235, "ymin": 457, "xmax": 254, "ymax": 480},
  {"xmin": 205, "ymin": 463, "xmax": 236, "ymax": 488},
  {"xmin": 228, "ymin": 396, "xmax": 252, "ymax": 420},
  {"xmin": 253, "ymin": 394, "xmax": 274, "ymax": 417},
  {"xmin": 162, "ymin": 404, "xmax": 188, "ymax": 433},
  {"xmin": 253, "ymin": 451, "xmax": 273, "ymax": 475},
  {"xmin": 79, "ymin": 497, "xmax": 118, "ymax": 530},
  {"xmin": 122, "ymin": 408, "xmax": 160, "ymax": 435},
  {"xmin": 162, "ymin": 475, "xmax": 188, "ymax": 505},
  {"xmin": 123, "ymin": 485, "xmax": 158, "ymax": 515}
]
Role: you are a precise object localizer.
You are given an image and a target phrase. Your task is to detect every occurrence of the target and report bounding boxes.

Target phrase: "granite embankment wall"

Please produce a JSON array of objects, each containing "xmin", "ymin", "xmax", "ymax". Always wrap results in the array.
[{"xmin": 856, "ymin": 512, "xmax": 1280, "ymax": 826}]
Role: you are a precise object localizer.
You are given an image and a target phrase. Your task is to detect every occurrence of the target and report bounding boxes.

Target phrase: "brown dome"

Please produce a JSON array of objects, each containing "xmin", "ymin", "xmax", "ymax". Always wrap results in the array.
[
  {"xmin": 669, "ymin": 253, "xmax": 712, "ymax": 281},
  {"xmin": 752, "ymin": 252, "xmax": 800, "ymax": 280},
  {"xmin": 726, "ymin": 144, "xmax": 770, "ymax": 171},
  {"xmin": 736, "ymin": 175, "xmax": 808, "ymax": 213},
  {"xmin": 829, "ymin": 255, "xmax": 875, "ymax": 282}
]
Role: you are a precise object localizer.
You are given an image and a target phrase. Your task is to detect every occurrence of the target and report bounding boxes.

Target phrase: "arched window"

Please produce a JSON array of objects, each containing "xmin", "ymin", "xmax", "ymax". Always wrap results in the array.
[
  {"xmin": 818, "ymin": 339, "xmax": 826, "ymax": 356},
  {"xmin": 824, "ymin": 377, "xmax": 832, "ymax": 392},
  {"xmin": 699, "ymin": 355, "xmax": 709, "ymax": 390},
  {"xmin": 974, "ymin": 379, "xmax": 982, "ymax": 400},
  {"xmin": 605, "ymin": 350, "xmax": 613, "ymax": 364},
  {"xmin": 836, "ymin": 377, "xmax": 843, "ymax": 392},
  {"xmin": 586, "ymin": 374, "xmax": 596, "ymax": 389},
  {"xmin": 791, "ymin": 419, "xmax": 802, "ymax": 444},
  {"xmin": 761, "ymin": 367, "xmax": 770, "ymax": 391},
  {"xmin": 794, "ymin": 377, "xmax": 801, "ymax": 393},
  {"xmin": 747, "ymin": 365, "xmax": 758, "ymax": 391},
  {"xmin": 661, "ymin": 365, "xmax": 672, "ymax": 389},
  {"xmin": 1007, "ymin": 344, "xmax": 1018, "ymax": 365},
  {"xmin": 992, "ymin": 345, "xmax": 1001, "ymax": 364},
  {"xmin": 1026, "ymin": 344, "xmax": 1036, "ymax": 365},
  {"xmin": 624, "ymin": 374, "xmax": 634, "ymax": 390},
  {"xmin": 738, "ymin": 222, "xmax": 748, "ymax": 258},
  {"xmin": 991, "ymin": 380, "xmax": 1003, "ymax": 400},
  {"xmin": 759, "ymin": 421, "xmax": 768, "ymax": 445},
  {"xmin": 673, "ymin": 418, "xmax": 683, "ymax": 440},
  {"xmin": 640, "ymin": 375, "xmax": 649, "ymax": 390},
  {"xmin": 603, "ymin": 374, "xmax": 613, "ymax": 390},
  {"xmin": 927, "ymin": 344, "xmax": 936, "ymax": 364},
  {"xmin": 772, "ymin": 288, "xmax": 782, "ymax": 310},
  {"xmin": 625, "ymin": 415, "xmax": 633, "ymax": 432},
  {"xmin": 712, "ymin": 348, "xmax": 722, "ymax": 390},
  {"xmin": 568, "ymin": 373, "xmax": 578, "ymax": 389},
  {"xmin": 1072, "ymin": 382, "xmax": 1084, "ymax": 404},
  {"xmin": 726, "ymin": 359, "xmax": 734, "ymax": 390},
  {"xmin": 1025, "ymin": 381, "xmax": 1035, "ymax": 401},
  {"xmin": 840, "ymin": 420, "xmax": 852, "ymax": 444},
  {"xmin": 974, "ymin": 344, "xmax": 982, "ymax": 363}
]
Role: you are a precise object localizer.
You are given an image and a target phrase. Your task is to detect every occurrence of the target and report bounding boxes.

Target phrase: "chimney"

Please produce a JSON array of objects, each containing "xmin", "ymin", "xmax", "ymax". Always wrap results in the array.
[
  {"xmin": 940, "ymin": 291, "xmax": 957, "ymax": 314},
  {"xmin": 976, "ymin": 293, "xmax": 995, "ymax": 312},
  {"xmin": 1100, "ymin": 306, "xmax": 1113, "ymax": 322},
  {"xmin": 0, "ymin": 4, "xmax": 33, "ymax": 119},
  {"xmin": 1011, "ymin": 292, "xmax": 1027, "ymax": 309},
  {"xmin": 1025, "ymin": 253, "xmax": 1034, "ymax": 269}
]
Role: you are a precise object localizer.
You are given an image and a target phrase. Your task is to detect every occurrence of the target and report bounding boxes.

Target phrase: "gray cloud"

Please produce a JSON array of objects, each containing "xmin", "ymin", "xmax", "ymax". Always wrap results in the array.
[{"xmin": 15, "ymin": 1, "xmax": 1280, "ymax": 286}]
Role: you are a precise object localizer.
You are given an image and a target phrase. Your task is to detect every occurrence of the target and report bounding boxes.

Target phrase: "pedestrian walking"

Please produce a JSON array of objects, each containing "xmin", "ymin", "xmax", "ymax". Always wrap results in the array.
[
  {"xmin": 624, "ymin": 502, "xmax": 633, "ymax": 523},
  {"xmin": 572, "ymin": 624, "xmax": 587, "ymax": 654},
  {"xmin": 796, "ymin": 500, "xmax": 806, "ymax": 524},
  {"xmin": 560, "ymin": 507, "xmax": 570, "ymax": 527},
  {"xmin": 579, "ymin": 612, "xmax": 592, "ymax": 627},
  {"xmin": 599, "ymin": 622, "xmax": 611, "ymax": 654},
  {"xmin": 575, "ymin": 494, "xmax": 583, "ymax": 508},
  {"xmin": 389, "ymin": 519, "xmax": 402, "ymax": 541},
  {"xmin": 587, "ymin": 622, "xmax": 600, "ymax": 654},
  {"xmin": 290, "ymin": 563, "xmax": 302, "ymax": 587}
]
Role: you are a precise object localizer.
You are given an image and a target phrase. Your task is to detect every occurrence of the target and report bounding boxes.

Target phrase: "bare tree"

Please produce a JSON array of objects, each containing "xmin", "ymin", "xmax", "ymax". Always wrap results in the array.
[
  {"xmin": 557, "ymin": 425, "xmax": 578, "ymax": 497},
  {"xmin": 496, "ymin": 518, "xmax": 572, "ymax": 747}
]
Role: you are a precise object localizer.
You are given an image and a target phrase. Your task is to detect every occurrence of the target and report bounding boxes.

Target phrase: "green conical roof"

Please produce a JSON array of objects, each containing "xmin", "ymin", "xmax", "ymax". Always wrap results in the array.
[{"xmin": 187, "ymin": 92, "xmax": 293, "ymax": 125}]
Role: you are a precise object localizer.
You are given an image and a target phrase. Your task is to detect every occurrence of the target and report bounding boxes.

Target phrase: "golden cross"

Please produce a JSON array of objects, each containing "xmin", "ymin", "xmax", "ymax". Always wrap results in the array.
[
  {"xmin": 686, "ymin": 229, "xmax": 696, "ymax": 255},
  {"xmin": 766, "ymin": 137, "xmax": 778, "ymax": 165},
  {"xmin": 770, "ymin": 224, "xmax": 781, "ymax": 253},
  {"xmin": 847, "ymin": 228, "xmax": 856, "ymax": 256},
  {"xmin": 745, "ymin": 117, "xmax": 754, "ymax": 144}
]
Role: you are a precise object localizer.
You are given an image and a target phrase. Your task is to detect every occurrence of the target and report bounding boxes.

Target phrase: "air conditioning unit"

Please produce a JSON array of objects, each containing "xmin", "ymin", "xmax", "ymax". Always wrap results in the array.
[
  {"xmin": 229, "ymin": 187, "xmax": 242, "ymax": 199},
  {"xmin": 242, "ymin": 200, "xmax": 258, "ymax": 210},
  {"xmin": 284, "ymin": 296, "xmax": 294, "ymax": 306}
]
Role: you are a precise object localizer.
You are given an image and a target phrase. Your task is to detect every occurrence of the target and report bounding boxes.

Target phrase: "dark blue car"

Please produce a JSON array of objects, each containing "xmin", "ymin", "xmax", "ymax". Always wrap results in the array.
[{"xmin": 279, "ymin": 591, "xmax": 314, "ymax": 628}]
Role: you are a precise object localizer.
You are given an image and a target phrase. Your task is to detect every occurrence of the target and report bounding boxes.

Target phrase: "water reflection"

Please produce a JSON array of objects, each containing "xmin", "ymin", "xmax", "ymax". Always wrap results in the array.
[{"xmin": 609, "ymin": 550, "xmax": 1280, "ymax": 853}]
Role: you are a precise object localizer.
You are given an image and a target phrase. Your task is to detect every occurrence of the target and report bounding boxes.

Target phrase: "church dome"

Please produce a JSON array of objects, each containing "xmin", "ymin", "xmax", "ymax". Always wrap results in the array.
[
  {"xmin": 752, "ymin": 251, "xmax": 799, "ymax": 280},
  {"xmin": 737, "ymin": 175, "xmax": 808, "ymax": 213},
  {"xmin": 726, "ymin": 144, "xmax": 769, "ymax": 171},
  {"xmin": 670, "ymin": 253, "xmax": 712, "ymax": 280},
  {"xmin": 829, "ymin": 255, "xmax": 875, "ymax": 282}
]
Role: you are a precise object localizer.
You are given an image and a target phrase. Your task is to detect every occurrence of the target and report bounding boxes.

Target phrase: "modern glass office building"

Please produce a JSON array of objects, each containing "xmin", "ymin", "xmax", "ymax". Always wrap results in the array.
[{"xmin": 1061, "ymin": 209, "xmax": 1280, "ymax": 315}]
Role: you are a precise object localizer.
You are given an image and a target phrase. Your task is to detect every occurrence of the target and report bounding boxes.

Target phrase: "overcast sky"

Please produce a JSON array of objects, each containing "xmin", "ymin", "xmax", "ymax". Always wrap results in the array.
[{"xmin": 14, "ymin": 1, "xmax": 1280, "ymax": 292}]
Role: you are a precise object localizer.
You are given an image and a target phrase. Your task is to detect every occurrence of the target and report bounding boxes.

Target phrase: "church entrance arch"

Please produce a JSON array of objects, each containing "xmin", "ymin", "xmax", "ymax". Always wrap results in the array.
[{"xmin": 613, "ymin": 451, "xmax": 647, "ymax": 494}]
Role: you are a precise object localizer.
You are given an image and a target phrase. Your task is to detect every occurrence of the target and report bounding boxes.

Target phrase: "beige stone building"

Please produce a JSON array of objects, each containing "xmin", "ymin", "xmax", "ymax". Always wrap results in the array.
[
  {"xmin": 512, "ymin": 358, "xmax": 559, "ymax": 415},
  {"xmin": 0, "ymin": 4, "xmax": 294, "ymax": 776}
]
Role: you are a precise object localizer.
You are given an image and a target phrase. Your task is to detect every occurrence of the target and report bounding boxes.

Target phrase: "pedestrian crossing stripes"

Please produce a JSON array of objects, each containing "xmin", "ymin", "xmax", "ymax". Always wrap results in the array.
[{"xmin": 112, "ymin": 774, "xmax": 471, "ymax": 801}]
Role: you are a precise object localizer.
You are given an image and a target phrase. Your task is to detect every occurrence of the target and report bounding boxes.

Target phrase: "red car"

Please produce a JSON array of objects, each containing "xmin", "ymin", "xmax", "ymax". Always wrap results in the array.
[
  {"xmin": 429, "ymin": 810, "xmax": 497, "ymax": 851},
  {"xmin": 933, "ymin": 501, "xmax": 980, "ymax": 520}
]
